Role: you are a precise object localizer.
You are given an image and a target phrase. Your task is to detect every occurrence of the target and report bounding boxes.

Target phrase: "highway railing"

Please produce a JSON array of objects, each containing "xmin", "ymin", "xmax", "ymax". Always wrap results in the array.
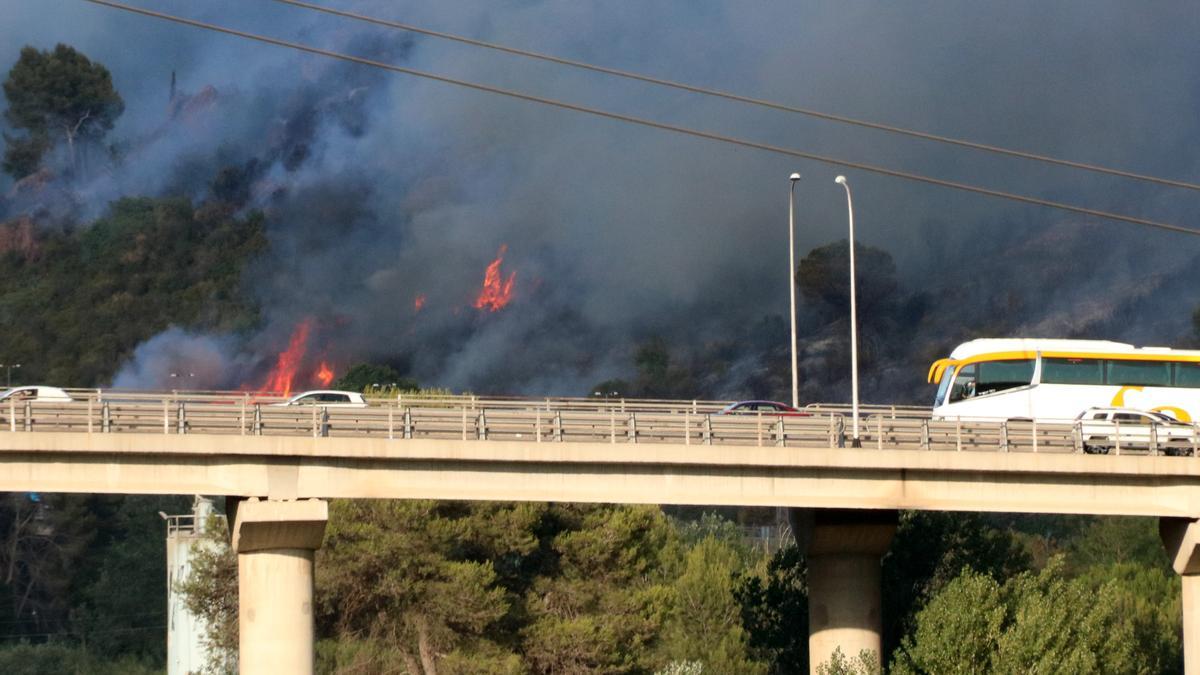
[{"xmin": 3, "ymin": 398, "xmax": 1197, "ymax": 456}]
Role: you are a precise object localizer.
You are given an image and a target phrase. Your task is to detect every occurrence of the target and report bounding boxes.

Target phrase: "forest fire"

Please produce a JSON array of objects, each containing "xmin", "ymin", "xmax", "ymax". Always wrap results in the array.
[
  {"xmin": 315, "ymin": 361, "xmax": 334, "ymax": 387},
  {"xmin": 473, "ymin": 245, "xmax": 516, "ymax": 312},
  {"xmin": 414, "ymin": 293, "xmax": 426, "ymax": 312},
  {"xmin": 254, "ymin": 318, "xmax": 313, "ymax": 396}
]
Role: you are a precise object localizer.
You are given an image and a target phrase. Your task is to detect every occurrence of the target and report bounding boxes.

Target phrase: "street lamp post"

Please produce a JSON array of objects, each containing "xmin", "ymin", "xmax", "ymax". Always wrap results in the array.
[
  {"xmin": 834, "ymin": 176, "xmax": 861, "ymax": 446},
  {"xmin": 787, "ymin": 173, "xmax": 802, "ymax": 409},
  {"xmin": 0, "ymin": 363, "xmax": 20, "ymax": 388}
]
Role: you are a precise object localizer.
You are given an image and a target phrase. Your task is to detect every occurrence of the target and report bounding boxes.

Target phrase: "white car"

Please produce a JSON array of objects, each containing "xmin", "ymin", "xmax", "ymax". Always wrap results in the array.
[
  {"xmin": 270, "ymin": 390, "xmax": 368, "ymax": 408},
  {"xmin": 0, "ymin": 386, "xmax": 74, "ymax": 403},
  {"xmin": 1076, "ymin": 407, "xmax": 1198, "ymax": 456}
]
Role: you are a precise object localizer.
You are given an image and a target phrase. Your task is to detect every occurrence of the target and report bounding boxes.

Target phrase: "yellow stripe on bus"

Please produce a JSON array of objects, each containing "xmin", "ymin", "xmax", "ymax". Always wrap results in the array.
[{"xmin": 926, "ymin": 351, "xmax": 1200, "ymax": 384}]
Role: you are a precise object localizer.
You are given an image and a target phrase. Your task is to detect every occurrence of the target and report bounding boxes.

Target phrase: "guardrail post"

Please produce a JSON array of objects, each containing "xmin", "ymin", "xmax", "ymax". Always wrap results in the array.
[
  {"xmin": 535, "ymin": 409, "xmax": 542, "ymax": 443},
  {"xmin": 920, "ymin": 419, "xmax": 930, "ymax": 450},
  {"xmin": 477, "ymin": 410, "xmax": 487, "ymax": 441},
  {"xmin": 999, "ymin": 421, "xmax": 1009, "ymax": 452},
  {"xmin": 836, "ymin": 416, "xmax": 846, "ymax": 449},
  {"xmin": 87, "ymin": 398, "xmax": 93, "ymax": 434},
  {"xmin": 1150, "ymin": 423, "xmax": 1159, "ymax": 456},
  {"xmin": 240, "ymin": 400, "xmax": 246, "ymax": 436},
  {"xmin": 23, "ymin": 400, "xmax": 32, "ymax": 431},
  {"xmin": 610, "ymin": 410, "xmax": 616, "ymax": 444},
  {"xmin": 388, "ymin": 408, "xmax": 394, "ymax": 440},
  {"xmin": 684, "ymin": 412, "xmax": 691, "ymax": 446},
  {"xmin": 403, "ymin": 407, "xmax": 413, "ymax": 439},
  {"xmin": 955, "ymin": 418, "xmax": 962, "ymax": 451},
  {"xmin": 102, "ymin": 402, "xmax": 111, "ymax": 433},
  {"xmin": 627, "ymin": 413, "xmax": 637, "ymax": 443},
  {"xmin": 7, "ymin": 398, "xmax": 13, "ymax": 432},
  {"xmin": 176, "ymin": 401, "xmax": 187, "ymax": 434},
  {"xmin": 311, "ymin": 406, "xmax": 319, "ymax": 438},
  {"xmin": 320, "ymin": 408, "xmax": 330, "ymax": 438},
  {"xmin": 878, "ymin": 416, "xmax": 884, "ymax": 450},
  {"xmin": 774, "ymin": 419, "xmax": 785, "ymax": 447},
  {"xmin": 554, "ymin": 411, "xmax": 563, "ymax": 442},
  {"xmin": 253, "ymin": 404, "xmax": 263, "ymax": 436},
  {"xmin": 1073, "ymin": 421, "xmax": 1084, "ymax": 453},
  {"xmin": 1115, "ymin": 420, "xmax": 1122, "ymax": 455},
  {"xmin": 163, "ymin": 399, "xmax": 170, "ymax": 435},
  {"xmin": 703, "ymin": 414, "xmax": 713, "ymax": 446},
  {"xmin": 1032, "ymin": 419, "xmax": 1038, "ymax": 453}
]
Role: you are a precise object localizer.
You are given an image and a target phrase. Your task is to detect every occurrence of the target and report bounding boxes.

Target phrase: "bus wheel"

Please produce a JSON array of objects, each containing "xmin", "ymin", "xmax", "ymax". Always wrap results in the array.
[{"xmin": 1084, "ymin": 443, "xmax": 1111, "ymax": 455}]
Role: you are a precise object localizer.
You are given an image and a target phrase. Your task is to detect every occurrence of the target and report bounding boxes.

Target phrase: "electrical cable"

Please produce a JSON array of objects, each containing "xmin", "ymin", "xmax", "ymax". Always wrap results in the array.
[
  {"xmin": 270, "ymin": 0, "xmax": 1200, "ymax": 193},
  {"xmin": 81, "ymin": 0, "xmax": 1200, "ymax": 236}
]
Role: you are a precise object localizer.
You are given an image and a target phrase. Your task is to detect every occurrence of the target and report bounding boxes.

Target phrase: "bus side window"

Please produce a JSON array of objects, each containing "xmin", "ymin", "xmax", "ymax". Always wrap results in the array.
[
  {"xmin": 949, "ymin": 364, "xmax": 977, "ymax": 403},
  {"xmin": 1176, "ymin": 363, "xmax": 1200, "ymax": 387}
]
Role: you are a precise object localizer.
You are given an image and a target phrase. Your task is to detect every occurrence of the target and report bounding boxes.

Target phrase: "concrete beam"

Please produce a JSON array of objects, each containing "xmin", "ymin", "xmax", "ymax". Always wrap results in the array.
[
  {"xmin": 3, "ymin": 433, "xmax": 1200, "ymax": 516},
  {"xmin": 232, "ymin": 499, "xmax": 328, "ymax": 675}
]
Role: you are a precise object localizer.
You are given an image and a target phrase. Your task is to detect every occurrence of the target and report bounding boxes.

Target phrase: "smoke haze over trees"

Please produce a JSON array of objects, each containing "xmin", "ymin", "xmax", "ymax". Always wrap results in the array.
[{"xmin": 1, "ymin": 1, "xmax": 1198, "ymax": 399}]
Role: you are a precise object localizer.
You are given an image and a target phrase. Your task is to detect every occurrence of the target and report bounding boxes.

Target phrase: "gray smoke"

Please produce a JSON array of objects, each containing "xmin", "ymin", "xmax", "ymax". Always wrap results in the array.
[{"xmin": 3, "ymin": 0, "xmax": 1199, "ymax": 397}]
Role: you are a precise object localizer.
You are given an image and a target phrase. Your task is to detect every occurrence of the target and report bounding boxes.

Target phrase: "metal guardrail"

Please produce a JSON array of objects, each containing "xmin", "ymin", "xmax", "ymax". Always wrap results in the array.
[{"xmin": 2, "ymin": 397, "xmax": 1197, "ymax": 456}]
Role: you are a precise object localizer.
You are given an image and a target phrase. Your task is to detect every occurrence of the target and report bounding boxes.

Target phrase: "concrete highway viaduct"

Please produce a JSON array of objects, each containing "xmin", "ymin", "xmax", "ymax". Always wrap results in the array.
[{"xmin": 5, "ymin": 407, "xmax": 1200, "ymax": 673}]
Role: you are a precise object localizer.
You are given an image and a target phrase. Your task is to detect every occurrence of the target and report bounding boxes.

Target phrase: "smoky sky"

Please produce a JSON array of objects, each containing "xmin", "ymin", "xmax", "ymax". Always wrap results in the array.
[{"xmin": 3, "ymin": 0, "xmax": 1200, "ymax": 397}]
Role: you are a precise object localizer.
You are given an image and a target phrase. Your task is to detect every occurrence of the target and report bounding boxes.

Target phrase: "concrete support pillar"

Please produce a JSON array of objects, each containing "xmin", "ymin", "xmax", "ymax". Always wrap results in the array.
[
  {"xmin": 229, "ymin": 498, "xmax": 328, "ymax": 675},
  {"xmin": 1161, "ymin": 517, "xmax": 1200, "ymax": 674},
  {"xmin": 792, "ymin": 508, "xmax": 897, "ymax": 674}
]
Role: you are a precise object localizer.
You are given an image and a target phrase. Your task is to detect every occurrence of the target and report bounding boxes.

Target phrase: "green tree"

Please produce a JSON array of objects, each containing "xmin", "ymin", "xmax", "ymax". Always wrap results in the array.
[
  {"xmin": 796, "ymin": 240, "xmax": 898, "ymax": 319},
  {"xmin": 816, "ymin": 648, "xmax": 880, "ymax": 675},
  {"xmin": 333, "ymin": 362, "xmax": 416, "ymax": 393},
  {"xmin": 733, "ymin": 545, "xmax": 808, "ymax": 674},
  {"xmin": 1067, "ymin": 516, "xmax": 1170, "ymax": 571},
  {"xmin": 2, "ymin": 44, "xmax": 124, "ymax": 178},
  {"xmin": 317, "ymin": 500, "xmax": 538, "ymax": 674},
  {"xmin": 522, "ymin": 505, "xmax": 676, "ymax": 674},
  {"xmin": 72, "ymin": 495, "xmax": 191, "ymax": 663},
  {"xmin": 0, "ymin": 196, "xmax": 265, "ymax": 386},
  {"xmin": 173, "ymin": 514, "xmax": 238, "ymax": 673},
  {"xmin": 0, "ymin": 493, "xmax": 101, "ymax": 637},
  {"xmin": 0, "ymin": 643, "xmax": 157, "ymax": 675},
  {"xmin": 658, "ymin": 536, "xmax": 766, "ymax": 674},
  {"xmin": 881, "ymin": 511, "xmax": 1031, "ymax": 655},
  {"xmin": 892, "ymin": 558, "xmax": 1139, "ymax": 674}
]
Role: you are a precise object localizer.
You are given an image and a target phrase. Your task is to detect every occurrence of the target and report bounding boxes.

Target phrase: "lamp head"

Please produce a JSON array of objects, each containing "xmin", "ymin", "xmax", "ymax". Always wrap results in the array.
[
  {"xmin": 835, "ymin": 175, "xmax": 847, "ymax": 185},
  {"xmin": 788, "ymin": 173, "xmax": 801, "ymax": 182}
]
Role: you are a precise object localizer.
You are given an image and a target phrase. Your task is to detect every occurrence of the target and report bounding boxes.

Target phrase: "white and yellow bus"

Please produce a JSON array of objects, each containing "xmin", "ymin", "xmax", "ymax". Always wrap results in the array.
[{"xmin": 928, "ymin": 339, "xmax": 1200, "ymax": 421}]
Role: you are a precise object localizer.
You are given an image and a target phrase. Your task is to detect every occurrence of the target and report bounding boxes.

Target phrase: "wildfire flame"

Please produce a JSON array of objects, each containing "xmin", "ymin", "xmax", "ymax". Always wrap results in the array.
[
  {"xmin": 257, "ymin": 318, "xmax": 313, "ymax": 396},
  {"xmin": 414, "ymin": 294, "xmax": 426, "ymax": 312},
  {"xmin": 315, "ymin": 361, "xmax": 334, "ymax": 387},
  {"xmin": 473, "ymin": 245, "xmax": 516, "ymax": 312}
]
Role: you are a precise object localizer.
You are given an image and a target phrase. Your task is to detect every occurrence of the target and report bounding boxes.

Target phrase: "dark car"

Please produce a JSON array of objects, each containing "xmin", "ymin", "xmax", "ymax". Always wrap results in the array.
[{"xmin": 718, "ymin": 400, "xmax": 810, "ymax": 416}]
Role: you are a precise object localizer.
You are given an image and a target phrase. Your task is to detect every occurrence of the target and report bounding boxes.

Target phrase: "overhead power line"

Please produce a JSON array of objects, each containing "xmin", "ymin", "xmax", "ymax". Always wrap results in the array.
[
  {"xmin": 271, "ymin": 0, "xmax": 1200, "ymax": 193},
  {"xmin": 82, "ymin": 0, "xmax": 1200, "ymax": 236}
]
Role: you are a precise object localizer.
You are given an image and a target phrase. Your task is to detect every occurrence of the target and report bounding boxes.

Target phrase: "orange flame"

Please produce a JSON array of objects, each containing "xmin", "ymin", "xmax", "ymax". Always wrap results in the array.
[
  {"xmin": 258, "ymin": 318, "xmax": 313, "ymax": 396},
  {"xmin": 473, "ymin": 245, "xmax": 516, "ymax": 312},
  {"xmin": 414, "ymin": 294, "xmax": 426, "ymax": 312},
  {"xmin": 315, "ymin": 361, "xmax": 334, "ymax": 387}
]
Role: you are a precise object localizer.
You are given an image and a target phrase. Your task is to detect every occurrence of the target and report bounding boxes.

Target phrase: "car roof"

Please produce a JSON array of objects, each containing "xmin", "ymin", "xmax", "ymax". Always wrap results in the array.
[
  {"xmin": 1, "ymin": 385, "xmax": 71, "ymax": 396},
  {"xmin": 289, "ymin": 390, "xmax": 363, "ymax": 397}
]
